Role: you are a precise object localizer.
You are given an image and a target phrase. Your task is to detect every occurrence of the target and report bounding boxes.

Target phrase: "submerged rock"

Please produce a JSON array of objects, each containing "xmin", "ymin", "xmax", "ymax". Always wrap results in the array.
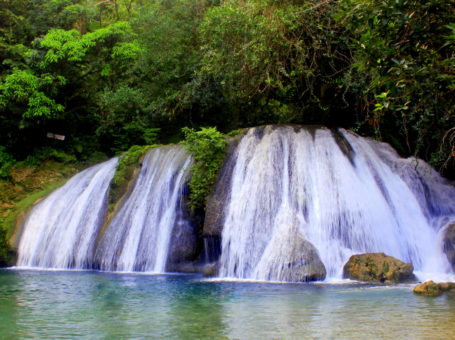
[
  {"xmin": 343, "ymin": 252, "xmax": 414, "ymax": 284},
  {"xmin": 202, "ymin": 262, "xmax": 219, "ymax": 277},
  {"xmin": 413, "ymin": 280, "xmax": 455, "ymax": 297},
  {"xmin": 442, "ymin": 223, "xmax": 455, "ymax": 271}
]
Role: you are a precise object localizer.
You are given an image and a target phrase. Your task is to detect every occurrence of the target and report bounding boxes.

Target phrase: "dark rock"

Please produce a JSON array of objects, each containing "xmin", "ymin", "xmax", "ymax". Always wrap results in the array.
[
  {"xmin": 168, "ymin": 262, "xmax": 197, "ymax": 273},
  {"xmin": 442, "ymin": 223, "xmax": 455, "ymax": 271},
  {"xmin": 413, "ymin": 280, "xmax": 455, "ymax": 297},
  {"xmin": 166, "ymin": 210, "xmax": 199, "ymax": 272},
  {"xmin": 343, "ymin": 252, "xmax": 415, "ymax": 284},
  {"xmin": 203, "ymin": 135, "xmax": 243, "ymax": 237},
  {"xmin": 202, "ymin": 262, "xmax": 219, "ymax": 277}
]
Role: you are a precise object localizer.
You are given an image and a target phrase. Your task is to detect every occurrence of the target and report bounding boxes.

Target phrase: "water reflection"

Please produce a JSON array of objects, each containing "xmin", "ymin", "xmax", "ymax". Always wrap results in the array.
[
  {"xmin": 0, "ymin": 271, "xmax": 454, "ymax": 339},
  {"xmin": 167, "ymin": 280, "xmax": 229, "ymax": 339},
  {"xmin": 0, "ymin": 271, "xmax": 21, "ymax": 338}
]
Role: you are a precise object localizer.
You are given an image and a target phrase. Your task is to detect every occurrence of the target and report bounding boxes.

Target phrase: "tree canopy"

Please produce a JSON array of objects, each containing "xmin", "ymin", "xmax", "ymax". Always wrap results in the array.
[{"xmin": 0, "ymin": 0, "xmax": 453, "ymax": 176}]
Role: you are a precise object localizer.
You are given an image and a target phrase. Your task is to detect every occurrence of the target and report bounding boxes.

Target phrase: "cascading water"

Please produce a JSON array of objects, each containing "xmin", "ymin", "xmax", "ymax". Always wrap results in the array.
[
  {"xmin": 17, "ymin": 158, "xmax": 118, "ymax": 269},
  {"xmin": 215, "ymin": 126, "xmax": 455, "ymax": 282},
  {"xmin": 94, "ymin": 145, "xmax": 193, "ymax": 273}
]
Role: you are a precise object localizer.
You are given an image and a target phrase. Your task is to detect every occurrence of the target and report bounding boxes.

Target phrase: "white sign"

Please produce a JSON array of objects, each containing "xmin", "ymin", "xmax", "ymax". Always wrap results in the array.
[{"xmin": 47, "ymin": 133, "xmax": 66, "ymax": 141}]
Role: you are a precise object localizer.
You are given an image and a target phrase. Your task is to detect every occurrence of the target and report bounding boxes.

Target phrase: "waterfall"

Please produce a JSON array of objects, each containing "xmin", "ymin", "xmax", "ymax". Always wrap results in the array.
[
  {"xmin": 215, "ymin": 126, "xmax": 455, "ymax": 281},
  {"xmin": 17, "ymin": 158, "xmax": 118, "ymax": 269},
  {"xmin": 94, "ymin": 145, "xmax": 193, "ymax": 273}
]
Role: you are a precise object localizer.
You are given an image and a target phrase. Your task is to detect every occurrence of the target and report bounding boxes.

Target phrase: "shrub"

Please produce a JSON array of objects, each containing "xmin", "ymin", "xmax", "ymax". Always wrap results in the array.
[
  {"xmin": 0, "ymin": 146, "xmax": 15, "ymax": 179},
  {"xmin": 181, "ymin": 127, "xmax": 228, "ymax": 211}
]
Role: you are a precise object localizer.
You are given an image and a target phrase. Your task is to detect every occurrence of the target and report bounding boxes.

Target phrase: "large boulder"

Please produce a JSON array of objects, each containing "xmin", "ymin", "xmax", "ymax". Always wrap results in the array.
[
  {"xmin": 261, "ymin": 225, "xmax": 326, "ymax": 282},
  {"xmin": 202, "ymin": 226, "xmax": 327, "ymax": 282},
  {"xmin": 279, "ymin": 233, "xmax": 327, "ymax": 282},
  {"xmin": 343, "ymin": 252, "xmax": 415, "ymax": 284},
  {"xmin": 413, "ymin": 280, "xmax": 455, "ymax": 297},
  {"xmin": 442, "ymin": 223, "xmax": 455, "ymax": 271}
]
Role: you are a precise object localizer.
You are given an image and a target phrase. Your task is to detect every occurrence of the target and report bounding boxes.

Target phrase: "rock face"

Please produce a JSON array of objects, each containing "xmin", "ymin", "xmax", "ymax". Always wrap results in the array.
[
  {"xmin": 442, "ymin": 223, "xmax": 455, "ymax": 271},
  {"xmin": 413, "ymin": 280, "xmax": 455, "ymax": 297},
  {"xmin": 343, "ymin": 252, "xmax": 415, "ymax": 284},
  {"xmin": 202, "ymin": 262, "xmax": 219, "ymax": 277},
  {"xmin": 203, "ymin": 135, "xmax": 243, "ymax": 237},
  {"xmin": 279, "ymin": 232, "xmax": 327, "ymax": 282},
  {"xmin": 166, "ymin": 202, "xmax": 200, "ymax": 273}
]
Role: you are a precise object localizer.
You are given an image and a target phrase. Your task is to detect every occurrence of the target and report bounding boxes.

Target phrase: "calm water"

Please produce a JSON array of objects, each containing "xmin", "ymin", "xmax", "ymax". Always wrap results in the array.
[{"xmin": 0, "ymin": 270, "xmax": 454, "ymax": 339}]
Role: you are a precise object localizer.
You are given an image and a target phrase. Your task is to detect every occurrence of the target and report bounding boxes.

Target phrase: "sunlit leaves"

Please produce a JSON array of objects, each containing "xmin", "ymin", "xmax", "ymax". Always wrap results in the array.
[
  {"xmin": 40, "ymin": 22, "xmax": 135, "ymax": 67},
  {"xmin": 0, "ymin": 69, "xmax": 65, "ymax": 118}
]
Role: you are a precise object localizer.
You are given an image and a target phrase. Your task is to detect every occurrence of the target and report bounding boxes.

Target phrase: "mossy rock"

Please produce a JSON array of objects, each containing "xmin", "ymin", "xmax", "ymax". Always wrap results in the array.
[
  {"xmin": 343, "ymin": 252, "xmax": 415, "ymax": 284},
  {"xmin": 413, "ymin": 280, "xmax": 455, "ymax": 297}
]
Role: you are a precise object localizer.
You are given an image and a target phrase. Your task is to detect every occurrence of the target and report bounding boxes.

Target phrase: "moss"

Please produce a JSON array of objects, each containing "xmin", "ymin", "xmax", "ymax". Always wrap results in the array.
[
  {"xmin": 0, "ymin": 155, "xmax": 108, "ymax": 266},
  {"xmin": 108, "ymin": 145, "xmax": 158, "ymax": 210},
  {"xmin": 343, "ymin": 252, "xmax": 414, "ymax": 284},
  {"xmin": 0, "ymin": 162, "xmax": 83, "ymax": 266}
]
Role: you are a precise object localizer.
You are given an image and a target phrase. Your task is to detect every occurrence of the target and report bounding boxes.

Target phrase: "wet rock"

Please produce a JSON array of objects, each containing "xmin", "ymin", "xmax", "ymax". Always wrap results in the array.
[
  {"xmin": 283, "ymin": 235, "xmax": 326, "ymax": 282},
  {"xmin": 266, "ymin": 226, "xmax": 326, "ymax": 282},
  {"xmin": 442, "ymin": 223, "xmax": 455, "ymax": 271},
  {"xmin": 343, "ymin": 252, "xmax": 415, "ymax": 284},
  {"xmin": 203, "ymin": 136, "xmax": 243, "ymax": 237},
  {"xmin": 202, "ymin": 262, "xmax": 219, "ymax": 277},
  {"xmin": 166, "ymin": 212, "xmax": 199, "ymax": 272},
  {"xmin": 167, "ymin": 262, "xmax": 197, "ymax": 273},
  {"xmin": 413, "ymin": 280, "xmax": 455, "ymax": 297}
]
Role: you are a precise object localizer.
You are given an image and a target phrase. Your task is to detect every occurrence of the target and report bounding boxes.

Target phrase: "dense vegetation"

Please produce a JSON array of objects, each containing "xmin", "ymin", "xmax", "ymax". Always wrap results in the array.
[
  {"xmin": 0, "ymin": 0, "xmax": 454, "ymax": 262},
  {"xmin": 0, "ymin": 0, "xmax": 453, "ymax": 174},
  {"xmin": 181, "ymin": 127, "xmax": 229, "ymax": 211}
]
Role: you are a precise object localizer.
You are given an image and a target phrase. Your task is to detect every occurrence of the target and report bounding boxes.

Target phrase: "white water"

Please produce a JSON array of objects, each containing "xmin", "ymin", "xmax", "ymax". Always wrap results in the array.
[
  {"xmin": 218, "ymin": 126, "xmax": 455, "ymax": 281},
  {"xmin": 94, "ymin": 145, "xmax": 192, "ymax": 273},
  {"xmin": 17, "ymin": 158, "xmax": 118, "ymax": 269}
]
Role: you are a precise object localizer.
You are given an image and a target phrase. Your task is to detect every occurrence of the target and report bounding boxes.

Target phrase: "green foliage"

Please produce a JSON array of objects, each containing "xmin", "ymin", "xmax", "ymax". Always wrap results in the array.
[
  {"xmin": 109, "ymin": 144, "xmax": 157, "ymax": 208},
  {"xmin": 0, "ymin": 146, "xmax": 15, "ymax": 179},
  {"xmin": 0, "ymin": 0, "xmax": 453, "ymax": 176},
  {"xmin": 39, "ymin": 22, "xmax": 134, "ymax": 66},
  {"xmin": 336, "ymin": 0, "xmax": 455, "ymax": 167},
  {"xmin": 32, "ymin": 147, "xmax": 77, "ymax": 163},
  {"xmin": 0, "ymin": 69, "xmax": 65, "ymax": 118},
  {"xmin": 0, "ymin": 227, "xmax": 8, "ymax": 265},
  {"xmin": 1, "ymin": 179, "xmax": 69, "ymax": 236},
  {"xmin": 0, "ymin": 175, "xmax": 71, "ymax": 266},
  {"xmin": 181, "ymin": 127, "xmax": 228, "ymax": 211},
  {"xmin": 197, "ymin": 0, "xmax": 350, "ymax": 125},
  {"xmin": 132, "ymin": 0, "xmax": 206, "ymax": 119}
]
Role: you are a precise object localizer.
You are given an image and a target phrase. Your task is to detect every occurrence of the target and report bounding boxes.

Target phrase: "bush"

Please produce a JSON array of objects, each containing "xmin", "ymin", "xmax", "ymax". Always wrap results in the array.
[
  {"xmin": 0, "ymin": 227, "xmax": 9, "ymax": 266},
  {"xmin": 181, "ymin": 127, "xmax": 228, "ymax": 211},
  {"xmin": 336, "ymin": 0, "xmax": 455, "ymax": 168},
  {"xmin": 0, "ymin": 146, "xmax": 15, "ymax": 179}
]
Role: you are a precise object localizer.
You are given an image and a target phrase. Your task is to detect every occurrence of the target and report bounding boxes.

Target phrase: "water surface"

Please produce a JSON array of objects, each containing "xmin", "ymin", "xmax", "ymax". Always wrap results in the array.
[{"xmin": 0, "ymin": 270, "xmax": 454, "ymax": 339}]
